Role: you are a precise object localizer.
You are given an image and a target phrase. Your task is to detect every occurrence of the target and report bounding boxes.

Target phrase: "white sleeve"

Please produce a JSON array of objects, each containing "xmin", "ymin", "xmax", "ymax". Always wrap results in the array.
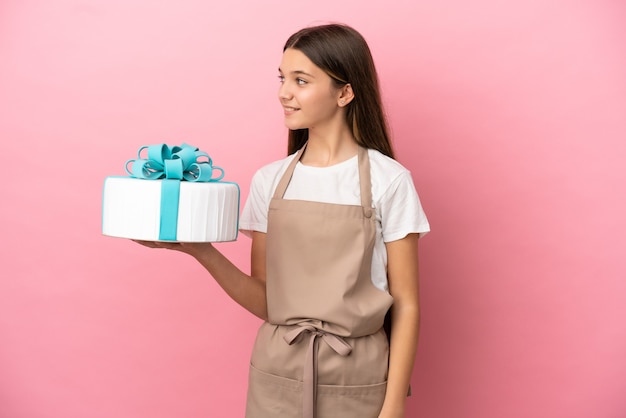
[
  {"xmin": 378, "ymin": 171, "xmax": 430, "ymax": 242},
  {"xmin": 239, "ymin": 169, "xmax": 270, "ymax": 237}
]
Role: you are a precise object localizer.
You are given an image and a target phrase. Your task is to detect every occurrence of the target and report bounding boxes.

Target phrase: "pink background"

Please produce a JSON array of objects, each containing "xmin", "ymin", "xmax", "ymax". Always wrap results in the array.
[{"xmin": 1, "ymin": 1, "xmax": 625, "ymax": 417}]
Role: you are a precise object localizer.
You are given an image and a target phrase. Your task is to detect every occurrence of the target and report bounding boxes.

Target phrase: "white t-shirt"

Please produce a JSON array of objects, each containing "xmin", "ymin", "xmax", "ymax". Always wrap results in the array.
[{"xmin": 239, "ymin": 148, "xmax": 430, "ymax": 292}]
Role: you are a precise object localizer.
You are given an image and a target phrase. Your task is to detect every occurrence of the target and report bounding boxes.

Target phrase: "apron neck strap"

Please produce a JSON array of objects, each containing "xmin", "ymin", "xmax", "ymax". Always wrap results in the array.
[
  {"xmin": 272, "ymin": 142, "xmax": 308, "ymax": 199},
  {"xmin": 357, "ymin": 146, "xmax": 374, "ymax": 216}
]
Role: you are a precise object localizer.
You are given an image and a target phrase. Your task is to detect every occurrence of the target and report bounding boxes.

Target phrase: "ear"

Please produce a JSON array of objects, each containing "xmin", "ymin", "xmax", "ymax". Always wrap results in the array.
[{"xmin": 337, "ymin": 84, "xmax": 355, "ymax": 107}]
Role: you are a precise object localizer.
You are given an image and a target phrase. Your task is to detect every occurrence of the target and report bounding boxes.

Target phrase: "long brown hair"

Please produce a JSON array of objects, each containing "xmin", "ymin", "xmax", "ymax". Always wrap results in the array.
[{"xmin": 283, "ymin": 24, "xmax": 395, "ymax": 159}]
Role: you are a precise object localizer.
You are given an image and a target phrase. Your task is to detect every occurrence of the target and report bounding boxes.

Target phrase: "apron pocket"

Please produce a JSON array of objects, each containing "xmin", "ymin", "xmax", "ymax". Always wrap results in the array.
[
  {"xmin": 246, "ymin": 364, "xmax": 387, "ymax": 418},
  {"xmin": 246, "ymin": 364, "xmax": 303, "ymax": 418},
  {"xmin": 316, "ymin": 380, "xmax": 387, "ymax": 418}
]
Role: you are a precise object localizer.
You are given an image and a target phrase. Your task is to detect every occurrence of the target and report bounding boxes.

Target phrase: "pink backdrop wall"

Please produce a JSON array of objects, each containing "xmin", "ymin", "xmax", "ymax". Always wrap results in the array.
[{"xmin": 1, "ymin": 1, "xmax": 625, "ymax": 417}]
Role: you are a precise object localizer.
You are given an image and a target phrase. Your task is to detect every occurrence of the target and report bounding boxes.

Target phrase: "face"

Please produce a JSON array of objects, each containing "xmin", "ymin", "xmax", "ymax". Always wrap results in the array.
[{"xmin": 278, "ymin": 48, "xmax": 343, "ymax": 131}]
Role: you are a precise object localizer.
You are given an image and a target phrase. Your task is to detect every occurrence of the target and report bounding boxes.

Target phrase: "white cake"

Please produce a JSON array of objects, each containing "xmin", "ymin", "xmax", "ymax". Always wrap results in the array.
[{"xmin": 102, "ymin": 176, "xmax": 240, "ymax": 242}]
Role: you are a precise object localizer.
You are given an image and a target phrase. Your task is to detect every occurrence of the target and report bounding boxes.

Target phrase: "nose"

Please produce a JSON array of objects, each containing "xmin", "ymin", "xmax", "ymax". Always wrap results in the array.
[{"xmin": 278, "ymin": 80, "xmax": 293, "ymax": 102}]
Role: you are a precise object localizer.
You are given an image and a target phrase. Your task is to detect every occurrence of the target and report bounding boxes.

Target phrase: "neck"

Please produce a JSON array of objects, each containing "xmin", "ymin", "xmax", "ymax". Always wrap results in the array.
[{"xmin": 301, "ymin": 124, "xmax": 357, "ymax": 167}]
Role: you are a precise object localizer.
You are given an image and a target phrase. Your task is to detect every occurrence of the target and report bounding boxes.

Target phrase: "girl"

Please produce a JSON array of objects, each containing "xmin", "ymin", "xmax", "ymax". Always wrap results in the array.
[{"xmin": 138, "ymin": 23, "xmax": 429, "ymax": 418}]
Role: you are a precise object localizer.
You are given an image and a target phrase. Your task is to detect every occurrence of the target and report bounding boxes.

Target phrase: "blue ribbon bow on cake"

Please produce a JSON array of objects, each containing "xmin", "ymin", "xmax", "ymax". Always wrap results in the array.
[{"xmin": 125, "ymin": 143, "xmax": 225, "ymax": 240}]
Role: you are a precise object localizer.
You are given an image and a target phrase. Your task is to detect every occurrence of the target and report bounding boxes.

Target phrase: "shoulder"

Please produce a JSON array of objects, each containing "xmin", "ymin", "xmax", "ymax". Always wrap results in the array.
[
  {"xmin": 367, "ymin": 149, "xmax": 411, "ymax": 177},
  {"xmin": 367, "ymin": 149, "xmax": 430, "ymax": 239},
  {"xmin": 367, "ymin": 149, "xmax": 414, "ymax": 196},
  {"xmin": 240, "ymin": 152, "xmax": 298, "ymax": 236},
  {"xmin": 250, "ymin": 152, "xmax": 298, "ymax": 189}
]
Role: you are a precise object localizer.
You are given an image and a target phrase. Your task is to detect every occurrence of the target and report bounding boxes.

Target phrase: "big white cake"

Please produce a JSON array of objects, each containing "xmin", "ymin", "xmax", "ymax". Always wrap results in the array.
[{"xmin": 102, "ymin": 177, "xmax": 240, "ymax": 242}]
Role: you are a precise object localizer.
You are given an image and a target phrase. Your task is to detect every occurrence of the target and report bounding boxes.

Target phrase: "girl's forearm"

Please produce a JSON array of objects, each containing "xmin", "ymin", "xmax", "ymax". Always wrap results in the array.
[
  {"xmin": 185, "ymin": 243, "xmax": 268, "ymax": 320},
  {"xmin": 382, "ymin": 304, "xmax": 420, "ymax": 415}
]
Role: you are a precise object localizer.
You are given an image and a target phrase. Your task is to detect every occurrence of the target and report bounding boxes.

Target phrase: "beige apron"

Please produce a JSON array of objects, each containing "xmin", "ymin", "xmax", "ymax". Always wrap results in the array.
[{"xmin": 246, "ymin": 144, "xmax": 394, "ymax": 418}]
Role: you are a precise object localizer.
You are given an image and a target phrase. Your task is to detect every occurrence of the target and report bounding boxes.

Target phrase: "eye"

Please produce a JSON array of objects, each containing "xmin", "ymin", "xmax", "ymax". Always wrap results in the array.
[
  {"xmin": 296, "ymin": 78, "xmax": 307, "ymax": 85},
  {"xmin": 278, "ymin": 75, "xmax": 285, "ymax": 83}
]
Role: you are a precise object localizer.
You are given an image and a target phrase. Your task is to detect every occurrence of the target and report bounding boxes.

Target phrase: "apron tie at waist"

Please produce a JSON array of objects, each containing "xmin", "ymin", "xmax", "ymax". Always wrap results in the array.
[{"xmin": 284, "ymin": 325, "xmax": 352, "ymax": 418}]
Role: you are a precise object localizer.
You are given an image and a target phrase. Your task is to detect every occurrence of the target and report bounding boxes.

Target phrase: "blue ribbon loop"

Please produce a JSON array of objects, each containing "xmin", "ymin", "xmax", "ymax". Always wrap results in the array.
[{"xmin": 125, "ymin": 143, "xmax": 225, "ymax": 240}]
